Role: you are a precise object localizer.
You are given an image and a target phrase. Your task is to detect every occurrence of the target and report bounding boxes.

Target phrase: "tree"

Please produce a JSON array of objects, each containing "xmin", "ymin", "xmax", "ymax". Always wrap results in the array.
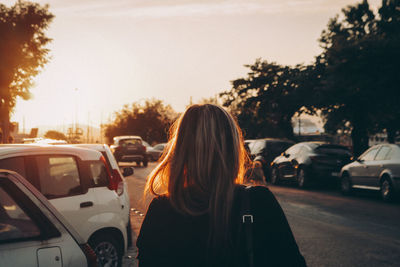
[
  {"xmin": 220, "ymin": 60, "xmax": 310, "ymax": 139},
  {"xmin": 44, "ymin": 130, "xmax": 67, "ymax": 141},
  {"xmin": 104, "ymin": 99, "xmax": 178, "ymax": 144},
  {"xmin": 0, "ymin": 1, "xmax": 54, "ymax": 143},
  {"xmin": 312, "ymin": 0, "xmax": 400, "ymax": 155}
]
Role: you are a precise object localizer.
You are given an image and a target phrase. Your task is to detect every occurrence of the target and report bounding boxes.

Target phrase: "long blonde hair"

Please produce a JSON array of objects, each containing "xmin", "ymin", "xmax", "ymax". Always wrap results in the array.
[{"xmin": 145, "ymin": 104, "xmax": 247, "ymax": 250}]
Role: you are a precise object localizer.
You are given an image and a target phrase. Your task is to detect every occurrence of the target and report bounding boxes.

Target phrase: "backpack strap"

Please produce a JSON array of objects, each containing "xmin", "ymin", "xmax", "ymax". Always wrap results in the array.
[{"xmin": 241, "ymin": 185, "xmax": 254, "ymax": 267}]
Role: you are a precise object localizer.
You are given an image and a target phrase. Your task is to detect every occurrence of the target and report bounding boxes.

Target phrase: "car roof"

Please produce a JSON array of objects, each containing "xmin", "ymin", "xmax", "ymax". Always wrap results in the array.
[
  {"xmin": 70, "ymin": 143, "xmax": 107, "ymax": 152},
  {"xmin": 113, "ymin": 136, "xmax": 142, "ymax": 141},
  {"xmin": 0, "ymin": 144, "xmax": 102, "ymax": 160}
]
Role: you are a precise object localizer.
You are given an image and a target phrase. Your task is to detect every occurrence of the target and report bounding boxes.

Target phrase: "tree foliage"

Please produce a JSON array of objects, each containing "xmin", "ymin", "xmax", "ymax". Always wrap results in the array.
[
  {"xmin": 220, "ymin": 60, "xmax": 310, "ymax": 139},
  {"xmin": 44, "ymin": 130, "xmax": 67, "ymax": 141},
  {"xmin": 104, "ymin": 99, "xmax": 178, "ymax": 144},
  {"xmin": 0, "ymin": 1, "xmax": 53, "ymax": 143},
  {"xmin": 310, "ymin": 0, "xmax": 400, "ymax": 155}
]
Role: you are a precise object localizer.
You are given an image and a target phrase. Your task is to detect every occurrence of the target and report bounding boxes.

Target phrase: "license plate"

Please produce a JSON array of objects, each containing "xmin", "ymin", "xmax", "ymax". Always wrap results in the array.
[{"xmin": 331, "ymin": 172, "xmax": 339, "ymax": 177}]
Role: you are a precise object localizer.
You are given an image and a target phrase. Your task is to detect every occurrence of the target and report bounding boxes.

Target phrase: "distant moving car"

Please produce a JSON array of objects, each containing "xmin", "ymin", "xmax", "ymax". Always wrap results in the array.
[
  {"xmin": 0, "ymin": 144, "xmax": 130, "ymax": 267},
  {"xmin": 0, "ymin": 170, "xmax": 96, "ymax": 267},
  {"xmin": 271, "ymin": 142, "xmax": 352, "ymax": 188},
  {"xmin": 247, "ymin": 138, "xmax": 295, "ymax": 180},
  {"xmin": 340, "ymin": 144, "xmax": 400, "ymax": 202},
  {"xmin": 146, "ymin": 143, "xmax": 166, "ymax": 161},
  {"xmin": 111, "ymin": 136, "xmax": 148, "ymax": 166}
]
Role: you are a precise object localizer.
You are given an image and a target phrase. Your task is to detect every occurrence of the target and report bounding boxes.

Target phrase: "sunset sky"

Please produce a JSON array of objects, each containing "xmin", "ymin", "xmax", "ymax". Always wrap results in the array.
[{"xmin": 6, "ymin": 0, "xmax": 381, "ymax": 132}]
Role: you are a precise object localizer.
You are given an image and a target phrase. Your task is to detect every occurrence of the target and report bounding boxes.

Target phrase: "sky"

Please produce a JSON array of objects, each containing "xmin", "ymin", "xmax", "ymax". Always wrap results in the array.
[{"xmin": 5, "ymin": 0, "xmax": 381, "ymax": 132}]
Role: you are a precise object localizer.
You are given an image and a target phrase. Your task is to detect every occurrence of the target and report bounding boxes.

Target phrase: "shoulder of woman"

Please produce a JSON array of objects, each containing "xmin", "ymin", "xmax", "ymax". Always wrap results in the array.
[
  {"xmin": 149, "ymin": 194, "xmax": 170, "ymax": 207},
  {"xmin": 247, "ymin": 185, "xmax": 276, "ymax": 200},
  {"xmin": 237, "ymin": 184, "xmax": 273, "ymax": 196}
]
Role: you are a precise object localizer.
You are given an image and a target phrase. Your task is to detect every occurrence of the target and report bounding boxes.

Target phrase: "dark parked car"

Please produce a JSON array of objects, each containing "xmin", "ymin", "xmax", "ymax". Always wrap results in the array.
[
  {"xmin": 271, "ymin": 142, "xmax": 352, "ymax": 188},
  {"xmin": 340, "ymin": 144, "xmax": 400, "ymax": 202},
  {"xmin": 110, "ymin": 136, "xmax": 148, "ymax": 166},
  {"xmin": 247, "ymin": 138, "xmax": 295, "ymax": 180}
]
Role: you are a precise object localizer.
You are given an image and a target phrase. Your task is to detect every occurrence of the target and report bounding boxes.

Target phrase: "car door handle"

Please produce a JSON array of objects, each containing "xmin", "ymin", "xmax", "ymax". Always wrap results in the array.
[{"xmin": 80, "ymin": 201, "xmax": 93, "ymax": 208}]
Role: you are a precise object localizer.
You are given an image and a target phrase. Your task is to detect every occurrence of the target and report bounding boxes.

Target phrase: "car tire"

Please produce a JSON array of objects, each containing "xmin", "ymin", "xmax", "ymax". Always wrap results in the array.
[
  {"xmin": 90, "ymin": 233, "xmax": 122, "ymax": 267},
  {"xmin": 143, "ymin": 160, "xmax": 148, "ymax": 167},
  {"xmin": 270, "ymin": 167, "xmax": 280, "ymax": 185},
  {"xmin": 381, "ymin": 177, "xmax": 395, "ymax": 202},
  {"xmin": 340, "ymin": 173, "xmax": 352, "ymax": 195},
  {"xmin": 297, "ymin": 168, "xmax": 308, "ymax": 188}
]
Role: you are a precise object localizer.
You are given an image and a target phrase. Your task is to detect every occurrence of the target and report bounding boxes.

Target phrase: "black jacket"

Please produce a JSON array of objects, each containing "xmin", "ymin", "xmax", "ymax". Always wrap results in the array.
[{"xmin": 137, "ymin": 185, "xmax": 306, "ymax": 267}]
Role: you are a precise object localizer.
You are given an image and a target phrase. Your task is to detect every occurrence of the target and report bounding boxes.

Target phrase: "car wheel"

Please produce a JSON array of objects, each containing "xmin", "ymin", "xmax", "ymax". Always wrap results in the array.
[
  {"xmin": 381, "ymin": 177, "xmax": 394, "ymax": 202},
  {"xmin": 340, "ymin": 173, "xmax": 352, "ymax": 195},
  {"xmin": 297, "ymin": 168, "xmax": 308, "ymax": 188},
  {"xmin": 90, "ymin": 233, "xmax": 122, "ymax": 267},
  {"xmin": 270, "ymin": 167, "xmax": 280, "ymax": 185},
  {"xmin": 143, "ymin": 160, "xmax": 148, "ymax": 167}
]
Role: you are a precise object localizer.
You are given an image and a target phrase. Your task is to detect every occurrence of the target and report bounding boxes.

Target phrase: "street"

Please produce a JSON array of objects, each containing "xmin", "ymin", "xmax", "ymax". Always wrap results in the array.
[{"xmin": 124, "ymin": 162, "xmax": 400, "ymax": 267}]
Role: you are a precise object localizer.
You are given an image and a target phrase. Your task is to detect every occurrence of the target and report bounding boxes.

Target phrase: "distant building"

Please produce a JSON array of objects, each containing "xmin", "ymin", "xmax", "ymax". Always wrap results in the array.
[{"xmin": 368, "ymin": 133, "xmax": 400, "ymax": 146}]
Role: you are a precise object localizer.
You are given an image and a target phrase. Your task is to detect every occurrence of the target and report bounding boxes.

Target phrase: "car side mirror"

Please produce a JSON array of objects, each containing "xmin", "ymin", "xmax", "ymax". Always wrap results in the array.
[{"xmin": 122, "ymin": 167, "xmax": 134, "ymax": 177}]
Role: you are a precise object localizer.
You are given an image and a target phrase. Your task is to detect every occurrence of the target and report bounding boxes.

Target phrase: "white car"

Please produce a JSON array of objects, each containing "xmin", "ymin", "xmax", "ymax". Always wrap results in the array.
[
  {"xmin": 72, "ymin": 143, "xmax": 134, "ymax": 246},
  {"xmin": 0, "ymin": 170, "xmax": 97, "ymax": 267},
  {"xmin": 0, "ymin": 144, "xmax": 129, "ymax": 267}
]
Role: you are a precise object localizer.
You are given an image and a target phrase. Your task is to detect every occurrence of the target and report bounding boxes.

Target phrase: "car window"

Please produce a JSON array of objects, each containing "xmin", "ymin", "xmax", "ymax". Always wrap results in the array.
[
  {"xmin": 0, "ymin": 157, "xmax": 26, "ymax": 179},
  {"xmin": 36, "ymin": 156, "xmax": 82, "ymax": 199},
  {"xmin": 375, "ymin": 146, "xmax": 391, "ymax": 161},
  {"xmin": 120, "ymin": 139, "xmax": 141, "ymax": 145},
  {"xmin": 359, "ymin": 148, "xmax": 379, "ymax": 161},
  {"xmin": 89, "ymin": 161, "xmax": 109, "ymax": 187},
  {"xmin": 0, "ymin": 186, "xmax": 41, "ymax": 243},
  {"xmin": 386, "ymin": 146, "xmax": 400, "ymax": 160}
]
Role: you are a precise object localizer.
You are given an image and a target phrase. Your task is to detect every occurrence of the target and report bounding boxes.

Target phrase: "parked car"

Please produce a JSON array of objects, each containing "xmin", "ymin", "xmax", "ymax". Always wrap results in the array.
[
  {"xmin": 0, "ymin": 170, "xmax": 97, "ymax": 267},
  {"xmin": 340, "ymin": 144, "xmax": 400, "ymax": 202},
  {"xmin": 146, "ymin": 143, "xmax": 166, "ymax": 161},
  {"xmin": 0, "ymin": 144, "xmax": 130, "ymax": 267},
  {"xmin": 72, "ymin": 143, "xmax": 134, "ymax": 247},
  {"xmin": 110, "ymin": 136, "xmax": 148, "ymax": 166},
  {"xmin": 271, "ymin": 142, "xmax": 352, "ymax": 188},
  {"xmin": 247, "ymin": 138, "xmax": 295, "ymax": 180}
]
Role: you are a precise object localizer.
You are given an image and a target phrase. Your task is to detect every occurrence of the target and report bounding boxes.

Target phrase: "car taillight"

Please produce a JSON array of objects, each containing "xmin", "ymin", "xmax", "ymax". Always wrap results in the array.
[
  {"xmin": 80, "ymin": 243, "xmax": 98, "ymax": 267},
  {"xmin": 100, "ymin": 156, "xmax": 124, "ymax": 196},
  {"xmin": 112, "ymin": 169, "xmax": 124, "ymax": 196},
  {"xmin": 142, "ymin": 145, "xmax": 146, "ymax": 152}
]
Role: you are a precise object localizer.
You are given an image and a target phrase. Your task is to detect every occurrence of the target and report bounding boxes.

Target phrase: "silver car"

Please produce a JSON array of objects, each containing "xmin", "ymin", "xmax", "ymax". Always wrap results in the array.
[
  {"xmin": 0, "ymin": 170, "xmax": 96, "ymax": 267},
  {"xmin": 340, "ymin": 144, "xmax": 400, "ymax": 202}
]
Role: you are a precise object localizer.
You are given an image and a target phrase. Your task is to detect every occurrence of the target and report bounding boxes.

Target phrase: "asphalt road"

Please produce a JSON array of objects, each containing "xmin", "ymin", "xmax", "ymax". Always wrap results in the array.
[{"xmin": 123, "ymin": 162, "xmax": 400, "ymax": 267}]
